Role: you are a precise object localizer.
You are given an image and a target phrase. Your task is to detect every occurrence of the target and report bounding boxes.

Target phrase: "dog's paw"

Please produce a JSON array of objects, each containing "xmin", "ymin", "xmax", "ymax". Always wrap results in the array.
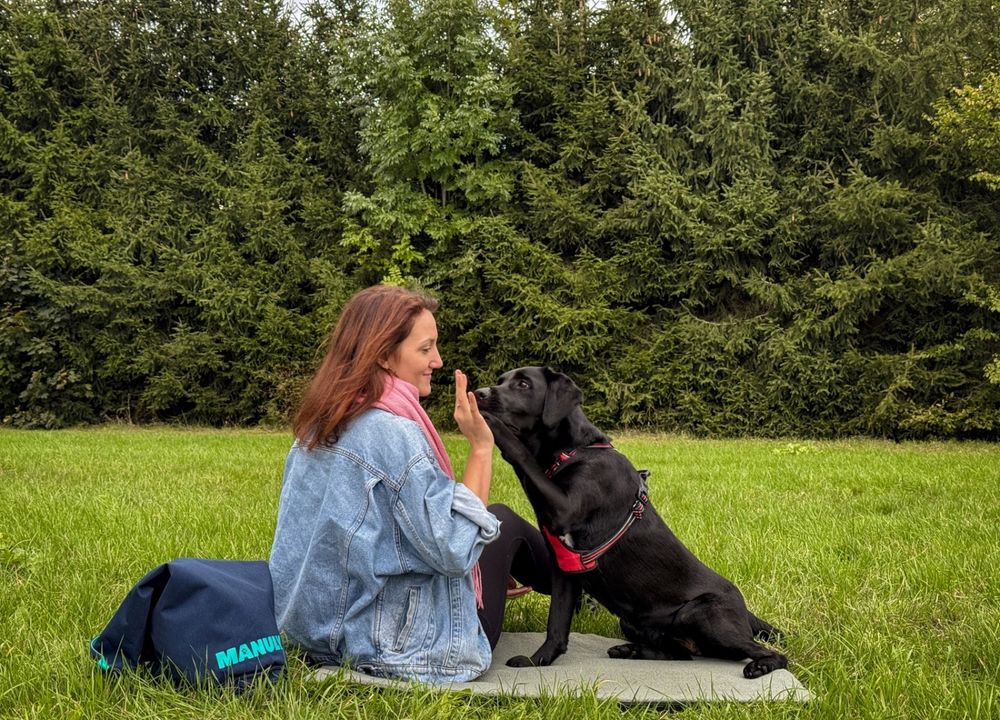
[
  {"xmin": 482, "ymin": 417, "xmax": 518, "ymax": 452},
  {"xmin": 480, "ymin": 411, "xmax": 501, "ymax": 431},
  {"xmin": 742, "ymin": 655, "xmax": 787, "ymax": 678},
  {"xmin": 480, "ymin": 412, "xmax": 509, "ymax": 437},
  {"xmin": 507, "ymin": 651, "xmax": 559, "ymax": 667},
  {"xmin": 505, "ymin": 654, "xmax": 534, "ymax": 668},
  {"xmin": 607, "ymin": 642, "xmax": 639, "ymax": 659},
  {"xmin": 481, "ymin": 414, "xmax": 526, "ymax": 451},
  {"xmin": 608, "ymin": 642, "xmax": 693, "ymax": 661}
]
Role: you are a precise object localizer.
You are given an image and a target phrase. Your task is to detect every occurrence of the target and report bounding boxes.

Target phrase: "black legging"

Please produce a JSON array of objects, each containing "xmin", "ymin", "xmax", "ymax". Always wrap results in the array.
[{"xmin": 476, "ymin": 503, "xmax": 553, "ymax": 649}]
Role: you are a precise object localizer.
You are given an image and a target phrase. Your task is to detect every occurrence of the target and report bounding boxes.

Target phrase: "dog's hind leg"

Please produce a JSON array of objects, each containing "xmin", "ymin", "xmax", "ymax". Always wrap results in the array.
[
  {"xmin": 608, "ymin": 618, "xmax": 693, "ymax": 661},
  {"xmin": 678, "ymin": 593, "xmax": 788, "ymax": 678},
  {"xmin": 732, "ymin": 641, "xmax": 787, "ymax": 678},
  {"xmin": 607, "ymin": 641, "xmax": 693, "ymax": 660}
]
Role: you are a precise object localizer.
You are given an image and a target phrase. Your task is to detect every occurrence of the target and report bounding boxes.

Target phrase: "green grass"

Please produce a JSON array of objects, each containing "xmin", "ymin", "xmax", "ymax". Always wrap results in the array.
[{"xmin": 1, "ymin": 427, "xmax": 998, "ymax": 719}]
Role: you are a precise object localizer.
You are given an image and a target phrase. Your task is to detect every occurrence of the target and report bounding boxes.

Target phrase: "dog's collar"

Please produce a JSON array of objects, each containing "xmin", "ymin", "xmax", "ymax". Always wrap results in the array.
[
  {"xmin": 542, "ymin": 472, "xmax": 650, "ymax": 574},
  {"xmin": 544, "ymin": 442, "xmax": 614, "ymax": 478}
]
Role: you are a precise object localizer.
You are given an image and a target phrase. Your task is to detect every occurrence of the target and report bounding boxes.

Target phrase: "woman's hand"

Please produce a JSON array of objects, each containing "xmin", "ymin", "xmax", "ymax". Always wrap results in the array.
[
  {"xmin": 454, "ymin": 369, "xmax": 493, "ymax": 504},
  {"xmin": 453, "ymin": 369, "xmax": 493, "ymax": 451}
]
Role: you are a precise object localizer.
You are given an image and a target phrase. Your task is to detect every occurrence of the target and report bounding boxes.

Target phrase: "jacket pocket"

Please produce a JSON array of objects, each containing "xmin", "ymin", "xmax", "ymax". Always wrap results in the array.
[{"xmin": 392, "ymin": 586, "xmax": 421, "ymax": 653}]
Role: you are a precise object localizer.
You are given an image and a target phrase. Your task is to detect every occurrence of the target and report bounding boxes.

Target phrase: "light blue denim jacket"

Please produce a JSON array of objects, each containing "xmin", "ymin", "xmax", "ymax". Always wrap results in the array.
[{"xmin": 269, "ymin": 408, "xmax": 500, "ymax": 683}]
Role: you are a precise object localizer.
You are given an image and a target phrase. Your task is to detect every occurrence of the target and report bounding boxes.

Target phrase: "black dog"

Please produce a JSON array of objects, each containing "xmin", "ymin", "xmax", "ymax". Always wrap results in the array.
[{"xmin": 475, "ymin": 366, "xmax": 788, "ymax": 678}]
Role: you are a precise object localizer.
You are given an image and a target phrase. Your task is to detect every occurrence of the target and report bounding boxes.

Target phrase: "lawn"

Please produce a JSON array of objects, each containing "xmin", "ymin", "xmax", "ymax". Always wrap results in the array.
[{"xmin": 1, "ymin": 427, "xmax": 998, "ymax": 719}]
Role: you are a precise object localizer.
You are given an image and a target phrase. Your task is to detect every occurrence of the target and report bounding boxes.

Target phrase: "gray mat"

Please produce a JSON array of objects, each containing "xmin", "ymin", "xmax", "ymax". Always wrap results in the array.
[{"xmin": 313, "ymin": 632, "xmax": 812, "ymax": 704}]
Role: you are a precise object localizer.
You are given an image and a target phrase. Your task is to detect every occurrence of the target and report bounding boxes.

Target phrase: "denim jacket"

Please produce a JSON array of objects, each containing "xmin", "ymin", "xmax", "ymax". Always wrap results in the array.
[{"xmin": 269, "ymin": 408, "xmax": 500, "ymax": 683}]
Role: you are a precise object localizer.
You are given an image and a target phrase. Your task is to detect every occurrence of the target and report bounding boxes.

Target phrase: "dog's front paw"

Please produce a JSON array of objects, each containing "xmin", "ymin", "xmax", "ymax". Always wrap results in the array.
[
  {"xmin": 481, "ymin": 414, "xmax": 530, "ymax": 460},
  {"xmin": 481, "ymin": 412, "xmax": 511, "ymax": 444},
  {"xmin": 505, "ymin": 654, "xmax": 534, "ymax": 667},
  {"xmin": 507, "ymin": 651, "xmax": 559, "ymax": 667}
]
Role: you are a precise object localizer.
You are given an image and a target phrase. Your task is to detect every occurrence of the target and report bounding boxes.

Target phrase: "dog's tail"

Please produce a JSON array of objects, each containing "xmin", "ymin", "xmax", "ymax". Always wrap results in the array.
[{"xmin": 748, "ymin": 612, "xmax": 784, "ymax": 644}]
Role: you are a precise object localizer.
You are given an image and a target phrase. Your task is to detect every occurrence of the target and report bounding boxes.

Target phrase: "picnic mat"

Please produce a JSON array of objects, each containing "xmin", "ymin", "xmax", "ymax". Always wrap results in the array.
[{"xmin": 313, "ymin": 632, "xmax": 812, "ymax": 704}]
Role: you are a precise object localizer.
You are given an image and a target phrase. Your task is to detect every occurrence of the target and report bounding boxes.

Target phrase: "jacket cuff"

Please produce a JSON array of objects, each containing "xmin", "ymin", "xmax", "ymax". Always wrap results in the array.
[{"xmin": 451, "ymin": 483, "xmax": 501, "ymax": 543}]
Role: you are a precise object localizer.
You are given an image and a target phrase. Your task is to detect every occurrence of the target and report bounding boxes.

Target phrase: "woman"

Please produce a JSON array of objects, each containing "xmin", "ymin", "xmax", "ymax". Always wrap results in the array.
[{"xmin": 269, "ymin": 285, "xmax": 550, "ymax": 683}]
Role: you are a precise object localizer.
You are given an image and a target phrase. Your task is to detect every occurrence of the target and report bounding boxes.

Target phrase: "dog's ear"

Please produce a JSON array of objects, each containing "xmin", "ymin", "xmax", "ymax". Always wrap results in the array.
[{"xmin": 541, "ymin": 367, "xmax": 583, "ymax": 427}]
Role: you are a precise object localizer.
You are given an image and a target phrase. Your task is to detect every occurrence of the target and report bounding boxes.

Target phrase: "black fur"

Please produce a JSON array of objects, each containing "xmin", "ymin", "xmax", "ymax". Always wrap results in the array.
[{"xmin": 475, "ymin": 366, "xmax": 788, "ymax": 678}]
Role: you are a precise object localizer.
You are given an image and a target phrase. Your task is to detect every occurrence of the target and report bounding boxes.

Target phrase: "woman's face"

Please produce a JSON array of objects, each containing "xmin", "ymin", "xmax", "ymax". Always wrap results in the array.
[{"xmin": 386, "ymin": 309, "xmax": 443, "ymax": 396}]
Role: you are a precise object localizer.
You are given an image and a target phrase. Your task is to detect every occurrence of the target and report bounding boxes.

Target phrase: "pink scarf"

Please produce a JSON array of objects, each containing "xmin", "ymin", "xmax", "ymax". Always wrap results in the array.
[
  {"xmin": 374, "ymin": 375, "xmax": 455, "ymax": 479},
  {"xmin": 373, "ymin": 375, "xmax": 483, "ymax": 607}
]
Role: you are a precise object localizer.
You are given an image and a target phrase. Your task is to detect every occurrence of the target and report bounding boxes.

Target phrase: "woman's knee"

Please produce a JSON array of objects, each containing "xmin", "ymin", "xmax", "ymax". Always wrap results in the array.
[
  {"xmin": 489, "ymin": 504, "xmax": 537, "ymax": 532},
  {"xmin": 488, "ymin": 503, "xmax": 516, "ymax": 523}
]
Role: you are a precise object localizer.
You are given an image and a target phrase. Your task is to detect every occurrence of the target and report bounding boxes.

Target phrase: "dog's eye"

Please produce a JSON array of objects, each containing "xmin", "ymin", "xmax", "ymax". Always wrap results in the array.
[{"xmin": 516, "ymin": 379, "xmax": 530, "ymax": 389}]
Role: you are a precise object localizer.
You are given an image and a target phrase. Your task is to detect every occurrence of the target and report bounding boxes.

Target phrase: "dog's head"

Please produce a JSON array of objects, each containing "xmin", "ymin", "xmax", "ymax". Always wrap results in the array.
[{"xmin": 474, "ymin": 366, "xmax": 582, "ymax": 437}]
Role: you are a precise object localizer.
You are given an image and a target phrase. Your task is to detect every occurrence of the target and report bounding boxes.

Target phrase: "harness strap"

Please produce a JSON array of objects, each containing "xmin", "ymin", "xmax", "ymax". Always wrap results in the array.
[
  {"xmin": 541, "ymin": 479, "xmax": 650, "ymax": 574},
  {"xmin": 578, "ymin": 488, "xmax": 648, "ymax": 565}
]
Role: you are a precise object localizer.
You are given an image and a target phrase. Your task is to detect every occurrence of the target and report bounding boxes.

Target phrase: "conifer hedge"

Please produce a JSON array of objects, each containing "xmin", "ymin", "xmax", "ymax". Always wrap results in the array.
[{"xmin": 2, "ymin": 0, "xmax": 998, "ymax": 438}]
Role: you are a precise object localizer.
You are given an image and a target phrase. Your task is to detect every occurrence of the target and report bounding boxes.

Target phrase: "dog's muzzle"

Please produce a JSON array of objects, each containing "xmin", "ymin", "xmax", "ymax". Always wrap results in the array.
[{"xmin": 473, "ymin": 387, "xmax": 494, "ymax": 408}]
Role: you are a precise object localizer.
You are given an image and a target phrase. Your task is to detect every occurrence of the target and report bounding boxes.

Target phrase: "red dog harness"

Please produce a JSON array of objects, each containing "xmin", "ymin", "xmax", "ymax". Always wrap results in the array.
[{"xmin": 541, "ymin": 444, "xmax": 650, "ymax": 573}]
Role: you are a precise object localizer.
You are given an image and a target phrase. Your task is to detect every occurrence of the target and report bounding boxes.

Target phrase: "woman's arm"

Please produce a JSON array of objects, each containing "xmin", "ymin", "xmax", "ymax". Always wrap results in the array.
[{"xmin": 453, "ymin": 369, "xmax": 493, "ymax": 505}]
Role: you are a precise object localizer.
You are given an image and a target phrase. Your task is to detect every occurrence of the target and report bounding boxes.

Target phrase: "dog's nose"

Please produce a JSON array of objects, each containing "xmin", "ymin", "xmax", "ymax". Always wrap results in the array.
[{"xmin": 473, "ymin": 388, "xmax": 490, "ymax": 403}]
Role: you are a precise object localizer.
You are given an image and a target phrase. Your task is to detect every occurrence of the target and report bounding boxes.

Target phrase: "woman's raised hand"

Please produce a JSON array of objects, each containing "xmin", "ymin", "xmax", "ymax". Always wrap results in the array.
[{"xmin": 453, "ymin": 370, "xmax": 493, "ymax": 451}]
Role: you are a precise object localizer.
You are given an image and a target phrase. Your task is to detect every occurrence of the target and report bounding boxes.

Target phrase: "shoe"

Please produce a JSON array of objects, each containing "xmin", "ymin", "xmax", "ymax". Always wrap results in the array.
[{"xmin": 505, "ymin": 575, "xmax": 533, "ymax": 599}]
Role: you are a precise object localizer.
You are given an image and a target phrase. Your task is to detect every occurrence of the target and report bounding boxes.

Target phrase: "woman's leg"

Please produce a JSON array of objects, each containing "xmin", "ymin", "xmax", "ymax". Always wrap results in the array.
[{"xmin": 477, "ymin": 504, "xmax": 553, "ymax": 650}]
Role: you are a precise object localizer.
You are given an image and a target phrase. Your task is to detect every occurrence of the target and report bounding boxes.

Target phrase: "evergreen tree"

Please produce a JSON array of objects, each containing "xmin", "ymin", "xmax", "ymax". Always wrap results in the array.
[
  {"xmin": 1, "ymin": 2, "xmax": 108, "ymax": 426},
  {"xmin": 1, "ymin": 0, "xmax": 362, "ymax": 425},
  {"xmin": 495, "ymin": 0, "xmax": 1000, "ymax": 436},
  {"xmin": 930, "ymin": 70, "xmax": 1000, "ymax": 404},
  {"xmin": 2, "ymin": 0, "xmax": 998, "ymax": 437}
]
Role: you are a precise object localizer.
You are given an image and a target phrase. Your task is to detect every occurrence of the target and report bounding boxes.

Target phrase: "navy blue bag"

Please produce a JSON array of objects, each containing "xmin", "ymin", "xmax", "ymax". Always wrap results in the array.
[{"xmin": 90, "ymin": 558, "xmax": 285, "ymax": 688}]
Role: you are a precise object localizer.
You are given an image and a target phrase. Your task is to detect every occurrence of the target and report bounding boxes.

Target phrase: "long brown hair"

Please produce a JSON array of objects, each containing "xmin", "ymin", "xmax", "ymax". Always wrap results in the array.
[{"xmin": 294, "ymin": 285, "xmax": 439, "ymax": 449}]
